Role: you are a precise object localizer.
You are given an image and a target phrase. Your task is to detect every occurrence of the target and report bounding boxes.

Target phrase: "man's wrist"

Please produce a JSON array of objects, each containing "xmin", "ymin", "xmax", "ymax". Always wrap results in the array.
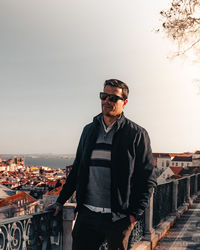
[{"xmin": 129, "ymin": 215, "xmax": 137, "ymax": 224}]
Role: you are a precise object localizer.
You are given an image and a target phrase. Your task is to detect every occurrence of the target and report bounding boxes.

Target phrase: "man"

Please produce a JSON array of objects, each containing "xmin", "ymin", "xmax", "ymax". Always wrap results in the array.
[{"xmin": 54, "ymin": 79, "xmax": 157, "ymax": 250}]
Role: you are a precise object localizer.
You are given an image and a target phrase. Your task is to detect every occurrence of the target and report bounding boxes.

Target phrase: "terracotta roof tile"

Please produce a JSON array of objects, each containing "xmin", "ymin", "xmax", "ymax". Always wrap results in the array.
[
  {"xmin": 172, "ymin": 156, "xmax": 192, "ymax": 162},
  {"xmin": 44, "ymin": 186, "xmax": 63, "ymax": 196},
  {"xmin": 0, "ymin": 191, "xmax": 36, "ymax": 208},
  {"xmin": 169, "ymin": 166, "xmax": 183, "ymax": 175}
]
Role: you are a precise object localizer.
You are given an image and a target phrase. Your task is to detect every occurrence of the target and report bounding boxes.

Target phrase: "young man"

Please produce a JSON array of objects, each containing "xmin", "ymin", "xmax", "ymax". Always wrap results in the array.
[{"xmin": 55, "ymin": 79, "xmax": 157, "ymax": 250}]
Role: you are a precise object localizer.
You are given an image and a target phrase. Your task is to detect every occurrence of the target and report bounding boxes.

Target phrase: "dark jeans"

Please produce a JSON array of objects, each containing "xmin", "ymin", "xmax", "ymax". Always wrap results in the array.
[{"xmin": 72, "ymin": 206, "xmax": 135, "ymax": 250}]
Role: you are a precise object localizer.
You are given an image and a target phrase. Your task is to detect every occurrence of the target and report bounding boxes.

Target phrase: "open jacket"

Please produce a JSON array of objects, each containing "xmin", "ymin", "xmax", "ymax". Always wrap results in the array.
[{"xmin": 57, "ymin": 113, "xmax": 157, "ymax": 220}]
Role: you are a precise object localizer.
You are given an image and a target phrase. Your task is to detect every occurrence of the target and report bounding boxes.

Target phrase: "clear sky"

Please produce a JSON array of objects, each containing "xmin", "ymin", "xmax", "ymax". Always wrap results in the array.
[{"xmin": 0, "ymin": 0, "xmax": 200, "ymax": 154}]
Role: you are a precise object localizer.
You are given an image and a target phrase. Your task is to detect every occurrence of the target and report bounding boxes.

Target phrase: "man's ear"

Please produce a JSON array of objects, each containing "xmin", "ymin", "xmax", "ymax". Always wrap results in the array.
[{"xmin": 123, "ymin": 99, "xmax": 128, "ymax": 107}]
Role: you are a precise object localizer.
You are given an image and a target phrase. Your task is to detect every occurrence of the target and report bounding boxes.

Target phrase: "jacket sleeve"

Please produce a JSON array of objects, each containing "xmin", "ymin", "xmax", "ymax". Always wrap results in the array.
[
  {"xmin": 129, "ymin": 129, "xmax": 157, "ymax": 219},
  {"xmin": 56, "ymin": 128, "xmax": 85, "ymax": 205}
]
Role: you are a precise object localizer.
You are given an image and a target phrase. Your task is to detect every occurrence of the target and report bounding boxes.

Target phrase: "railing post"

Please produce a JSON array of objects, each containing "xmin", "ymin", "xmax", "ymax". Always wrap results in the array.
[
  {"xmin": 195, "ymin": 174, "xmax": 198, "ymax": 195},
  {"xmin": 143, "ymin": 190, "xmax": 155, "ymax": 241},
  {"xmin": 186, "ymin": 176, "xmax": 191, "ymax": 204},
  {"xmin": 197, "ymin": 174, "xmax": 200, "ymax": 193},
  {"xmin": 62, "ymin": 204, "xmax": 76, "ymax": 250},
  {"xmin": 172, "ymin": 180, "xmax": 178, "ymax": 214}
]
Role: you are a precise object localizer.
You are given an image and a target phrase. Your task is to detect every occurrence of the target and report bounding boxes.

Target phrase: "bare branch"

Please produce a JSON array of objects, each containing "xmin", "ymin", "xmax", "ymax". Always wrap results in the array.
[{"xmin": 160, "ymin": 0, "xmax": 200, "ymax": 58}]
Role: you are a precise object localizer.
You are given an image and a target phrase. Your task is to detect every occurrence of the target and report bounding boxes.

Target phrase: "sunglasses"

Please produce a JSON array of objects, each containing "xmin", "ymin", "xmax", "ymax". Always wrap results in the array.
[{"xmin": 99, "ymin": 92, "xmax": 124, "ymax": 103}]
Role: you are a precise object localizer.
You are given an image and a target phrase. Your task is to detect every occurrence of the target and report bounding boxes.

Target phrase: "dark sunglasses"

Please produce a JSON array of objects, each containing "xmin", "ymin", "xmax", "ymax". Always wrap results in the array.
[{"xmin": 99, "ymin": 92, "xmax": 124, "ymax": 103}]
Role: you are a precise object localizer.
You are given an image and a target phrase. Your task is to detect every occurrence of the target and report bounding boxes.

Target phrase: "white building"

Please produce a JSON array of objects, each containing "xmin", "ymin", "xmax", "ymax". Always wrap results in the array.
[
  {"xmin": 192, "ymin": 151, "xmax": 200, "ymax": 166},
  {"xmin": 171, "ymin": 155, "xmax": 193, "ymax": 168},
  {"xmin": 153, "ymin": 153, "xmax": 171, "ymax": 173},
  {"xmin": 157, "ymin": 167, "xmax": 174, "ymax": 184},
  {"xmin": 157, "ymin": 166, "xmax": 183, "ymax": 184}
]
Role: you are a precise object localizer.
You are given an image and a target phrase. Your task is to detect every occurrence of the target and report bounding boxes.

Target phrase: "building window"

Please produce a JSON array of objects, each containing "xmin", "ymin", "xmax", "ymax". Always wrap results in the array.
[
  {"xmin": 176, "ymin": 162, "xmax": 178, "ymax": 166},
  {"xmin": 181, "ymin": 163, "xmax": 184, "ymax": 167},
  {"xmin": 162, "ymin": 161, "xmax": 164, "ymax": 167}
]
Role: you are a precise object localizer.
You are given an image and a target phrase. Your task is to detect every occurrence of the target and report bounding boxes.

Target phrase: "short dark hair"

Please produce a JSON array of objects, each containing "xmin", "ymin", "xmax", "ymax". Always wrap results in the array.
[{"xmin": 104, "ymin": 79, "xmax": 129, "ymax": 100}]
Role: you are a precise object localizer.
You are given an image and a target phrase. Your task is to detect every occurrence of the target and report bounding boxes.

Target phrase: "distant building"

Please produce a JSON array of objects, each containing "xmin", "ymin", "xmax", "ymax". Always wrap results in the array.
[
  {"xmin": 170, "ymin": 166, "xmax": 183, "ymax": 176},
  {"xmin": 0, "ymin": 191, "xmax": 40, "ymax": 219},
  {"xmin": 171, "ymin": 155, "xmax": 193, "ymax": 168},
  {"xmin": 14, "ymin": 157, "xmax": 25, "ymax": 167},
  {"xmin": 29, "ymin": 166, "xmax": 40, "ymax": 174},
  {"xmin": 43, "ymin": 185, "xmax": 63, "ymax": 208},
  {"xmin": 0, "ymin": 184, "xmax": 16, "ymax": 200},
  {"xmin": 0, "ymin": 162, "xmax": 7, "ymax": 172},
  {"xmin": 0, "ymin": 157, "xmax": 25, "ymax": 172},
  {"xmin": 153, "ymin": 153, "xmax": 171, "ymax": 174},
  {"xmin": 192, "ymin": 151, "xmax": 200, "ymax": 166},
  {"xmin": 153, "ymin": 151, "xmax": 200, "ymax": 183},
  {"xmin": 6, "ymin": 159, "xmax": 16, "ymax": 172},
  {"xmin": 42, "ymin": 179, "xmax": 75, "ymax": 208},
  {"xmin": 157, "ymin": 166, "xmax": 183, "ymax": 184},
  {"xmin": 157, "ymin": 167, "xmax": 175, "ymax": 184}
]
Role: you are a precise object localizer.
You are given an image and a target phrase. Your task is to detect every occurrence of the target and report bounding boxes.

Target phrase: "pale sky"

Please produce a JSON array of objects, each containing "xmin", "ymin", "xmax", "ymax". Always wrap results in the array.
[{"xmin": 0, "ymin": 0, "xmax": 200, "ymax": 154}]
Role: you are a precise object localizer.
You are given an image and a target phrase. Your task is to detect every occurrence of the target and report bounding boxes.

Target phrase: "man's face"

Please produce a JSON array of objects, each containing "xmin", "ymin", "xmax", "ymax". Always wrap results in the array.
[{"xmin": 101, "ymin": 85, "xmax": 128, "ymax": 117}]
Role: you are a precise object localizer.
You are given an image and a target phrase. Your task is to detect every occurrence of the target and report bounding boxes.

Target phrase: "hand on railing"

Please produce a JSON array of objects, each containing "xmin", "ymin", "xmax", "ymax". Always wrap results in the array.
[
  {"xmin": 129, "ymin": 215, "xmax": 137, "ymax": 229},
  {"xmin": 45, "ymin": 202, "xmax": 63, "ymax": 216}
]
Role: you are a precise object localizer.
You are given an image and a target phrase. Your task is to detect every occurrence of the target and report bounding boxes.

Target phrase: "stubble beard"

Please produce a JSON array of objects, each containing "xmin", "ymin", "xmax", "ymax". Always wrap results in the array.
[
  {"xmin": 102, "ymin": 104, "xmax": 114, "ymax": 117},
  {"xmin": 102, "ymin": 104, "xmax": 122, "ymax": 119}
]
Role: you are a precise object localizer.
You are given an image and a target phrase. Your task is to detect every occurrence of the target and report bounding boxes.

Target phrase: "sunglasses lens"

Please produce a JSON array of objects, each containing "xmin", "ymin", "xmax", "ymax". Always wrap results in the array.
[
  {"xmin": 109, "ymin": 96, "xmax": 118, "ymax": 102},
  {"xmin": 100, "ymin": 92, "xmax": 124, "ymax": 102},
  {"xmin": 100, "ymin": 92, "xmax": 108, "ymax": 100}
]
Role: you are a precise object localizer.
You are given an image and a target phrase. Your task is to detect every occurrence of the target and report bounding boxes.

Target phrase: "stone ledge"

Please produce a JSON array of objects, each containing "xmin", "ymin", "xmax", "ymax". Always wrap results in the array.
[
  {"xmin": 131, "ymin": 203, "xmax": 190, "ymax": 250},
  {"xmin": 152, "ymin": 203, "xmax": 189, "ymax": 249},
  {"xmin": 130, "ymin": 241, "xmax": 151, "ymax": 250}
]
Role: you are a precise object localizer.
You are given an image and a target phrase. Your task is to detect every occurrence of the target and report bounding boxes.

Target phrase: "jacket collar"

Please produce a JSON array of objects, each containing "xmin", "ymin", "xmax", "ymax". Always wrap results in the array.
[{"xmin": 93, "ymin": 112, "xmax": 126, "ymax": 131}]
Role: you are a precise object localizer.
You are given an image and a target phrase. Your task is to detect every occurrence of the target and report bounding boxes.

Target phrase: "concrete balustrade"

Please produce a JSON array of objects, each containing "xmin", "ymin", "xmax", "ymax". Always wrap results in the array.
[
  {"xmin": 62, "ymin": 204, "xmax": 76, "ymax": 250},
  {"xmin": 172, "ymin": 180, "xmax": 178, "ymax": 214},
  {"xmin": 143, "ymin": 191, "xmax": 155, "ymax": 242},
  {"xmin": 134, "ymin": 173, "xmax": 200, "ymax": 250}
]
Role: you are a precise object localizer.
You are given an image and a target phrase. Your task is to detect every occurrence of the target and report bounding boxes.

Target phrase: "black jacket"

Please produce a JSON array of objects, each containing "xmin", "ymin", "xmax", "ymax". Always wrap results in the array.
[{"xmin": 57, "ymin": 113, "xmax": 157, "ymax": 220}]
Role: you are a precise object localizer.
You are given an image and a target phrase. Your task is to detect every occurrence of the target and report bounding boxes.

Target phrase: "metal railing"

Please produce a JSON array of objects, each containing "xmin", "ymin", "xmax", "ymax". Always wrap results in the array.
[
  {"xmin": 190, "ymin": 175, "xmax": 196, "ymax": 197},
  {"xmin": 0, "ymin": 211, "xmax": 62, "ymax": 250},
  {"xmin": 0, "ymin": 205, "xmax": 75, "ymax": 250},
  {"xmin": 177, "ymin": 177, "xmax": 187, "ymax": 208},
  {"xmin": 129, "ymin": 214, "xmax": 145, "ymax": 245},
  {"xmin": 198, "ymin": 174, "xmax": 200, "ymax": 191},
  {"xmin": 153, "ymin": 181, "xmax": 173, "ymax": 227}
]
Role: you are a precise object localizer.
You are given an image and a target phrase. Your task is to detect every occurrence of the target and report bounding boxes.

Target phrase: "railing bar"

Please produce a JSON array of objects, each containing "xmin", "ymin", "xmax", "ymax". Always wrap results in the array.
[{"xmin": 0, "ymin": 210, "xmax": 54, "ymax": 225}]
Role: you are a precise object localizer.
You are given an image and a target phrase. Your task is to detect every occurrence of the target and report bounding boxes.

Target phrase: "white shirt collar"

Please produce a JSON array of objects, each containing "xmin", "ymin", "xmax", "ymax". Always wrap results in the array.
[{"xmin": 101, "ymin": 117, "xmax": 116, "ymax": 133}]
